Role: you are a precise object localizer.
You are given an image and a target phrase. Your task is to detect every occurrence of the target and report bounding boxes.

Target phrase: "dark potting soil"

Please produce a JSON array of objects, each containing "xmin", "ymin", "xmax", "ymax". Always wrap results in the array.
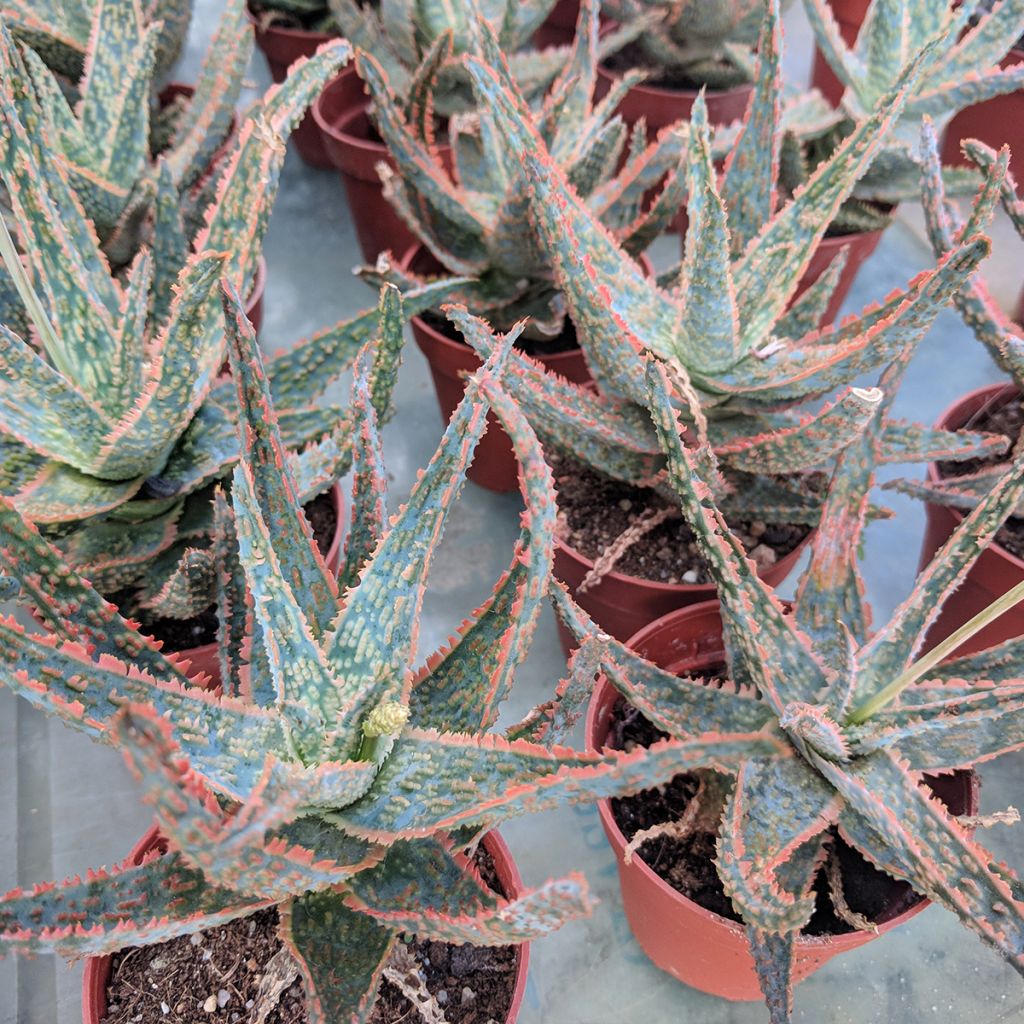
[
  {"xmin": 420, "ymin": 308, "xmax": 580, "ymax": 357},
  {"xmin": 938, "ymin": 392, "xmax": 1024, "ymax": 560},
  {"xmin": 552, "ymin": 453, "xmax": 814, "ymax": 585},
  {"xmin": 102, "ymin": 846, "xmax": 518, "ymax": 1024},
  {"xmin": 248, "ymin": 2, "xmax": 338, "ymax": 32},
  {"xmin": 120, "ymin": 491, "xmax": 337, "ymax": 654},
  {"xmin": 602, "ymin": 44, "xmax": 749, "ymax": 91},
  {"xmin": 606, "ymin": 697, "xmax": 925, "ymax": 936}
]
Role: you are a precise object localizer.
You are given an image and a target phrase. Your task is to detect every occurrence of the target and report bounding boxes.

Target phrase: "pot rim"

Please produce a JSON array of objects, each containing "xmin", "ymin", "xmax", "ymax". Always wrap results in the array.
[
  {"xmin": 311, "ymin": 68, "xmax": 385, "ymax": 153},
  {"xmin": 583, "ymin": 599, "xmax": 972, "ymax": 952},
  {"xmin": 927, "ymin": 381, "xmax": 1024, "ymax": 572}
]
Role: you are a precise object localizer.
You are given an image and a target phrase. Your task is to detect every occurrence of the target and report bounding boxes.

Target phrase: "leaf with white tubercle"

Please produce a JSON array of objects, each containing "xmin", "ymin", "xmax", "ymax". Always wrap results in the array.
[
  {"xmin": 335, "ymin": 727, "xmax": 787, "ymax": 842},
  {"xmin": 553, "ymin": 582, "xmax": 774, "ymax": 739},
  {"xmin": 701, "ymin": 236, "xmax": 990, "ymax": 404},
  {"xmin": 162, "ymin": 0, "xmax": 250, "ymax": 189},
  {"xmin": 848, "ymin": 684, "xmax": 1024, "ymax": 771},
  {"xmin": 115, "ymin": 707, "xmax": 382, "ymax": 899},
  {"xmin": 281, "ymin": 890, "xmax": 395, "ymax": 1024},
  {"xmin": 715, "ymin": 756, "xmax": 836, "ymax": 933},
  {"xmin": 0, "ymin": 497, "xmax": 191, "ymax": 684},
  {"xmin": 824, "ymin": 751, "xmax": 1024, "ymax": 977},
  {"xmin": 0, "ymin": 616, "xmax": 292, "ymax": 798},
  {"xmin": 409, "ymin": 307, "xmax": 556, "ymax": 734},
  {"xmin": 918, "ymin": 122, "xmax": 1024, "ymax": 388},
  {"xmin": 223, "ymin": 279, "xmax": 339, "ymax": 641},
  {"xmin": 720, "ymin": 0, "xmax": 782, "ymax": 258},
  {"xmin": 925, "ymin": 636, "xmax": 1024, "ymax": 685},
  {"xmin": 348, "ymin": 871, "xmax": 595, "ymax": 945},
  {"xmin": 732, "ymin": 35, "xmax": 947, "ymax": 356},
  {"xmin": 323, "ymin": 321, "xmax": 513, "ymax": 757},
  {"xmin": 0, "ymin": 852, "xmax": 267, "ymax": 958},
  {"xmin": 644, "ymin": 357, "xmax": 833, "ymax": 710}
]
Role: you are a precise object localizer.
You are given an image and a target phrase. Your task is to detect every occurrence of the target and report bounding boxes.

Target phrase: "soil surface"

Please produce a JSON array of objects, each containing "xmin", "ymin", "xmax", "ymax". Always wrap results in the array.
[
  {"xmin": 938, "ymin": 392, "xmax": 1024, "ymax": 560},
  {"xmin": 248, "ymin": 1, "xmax": 338, "ymax": 32},
  {"xmin": 102, "ymin": 846, "xmax": 518, "ymax": 1024},
  {"xmin": 552, "ymin": 454, "xmax": 813, "ymax": 585},
  {"xmin": 602, "ymin": 44, "xmax": 749, "ymax": 91},
  {"xmin": 419, "ymin": 309, "xmax": 579, "ymax": 357},
  {"xmin": 607, "ymin": 697, "xmax": 926, "ymax": 936},
  {"xmin": 121, "ymin": 491, "xmax": 337, "ymax": 653}
]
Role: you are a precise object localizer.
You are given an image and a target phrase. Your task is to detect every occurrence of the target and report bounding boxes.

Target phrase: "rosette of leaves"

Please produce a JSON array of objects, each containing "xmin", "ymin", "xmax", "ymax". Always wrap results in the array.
[
  {"xmin": 884, "ymin": 120, "xmax": 1024, "ymax": 517},
  {"xmin": 600, "ymin": 0, "xmax": 763, "ymax": 90},
  {"xmin": 327, "ymin": 0, "xmax": 611, "ymax": 118},
  {"xmin": 556, "ymin": 349, "xmax": 1024, "ymax": 1022},
  {"xmin": 359, "ymin": 0, "xmax": 689, "ymax": 341},
  {"xmin": 0, "ymin": 31, "xmax": 460, "ymax": 627},
  {"xmin": 802, "ymin": 0, "xmax": 1024, "ymax": 207},
  {"xmin": 4, "ymin": 0, "xmax": 194, "ymax": 80},
  {"xmin": 456, "ymin": 0, "xmax": 1005, "ymax": 535},
  {"xmin": 0, "ymin": 288, "xmax": 786, "ymax": 1022},
  {"xmin": 3, "ymin": 0, "xmax": 250, "ymax": 270}
]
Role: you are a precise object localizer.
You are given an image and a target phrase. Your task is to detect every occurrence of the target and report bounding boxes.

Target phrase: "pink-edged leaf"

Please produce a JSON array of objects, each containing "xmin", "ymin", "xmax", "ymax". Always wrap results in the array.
[
  {"xmin": 223, "ymin": 279, "xmax": 338, "ymax": 638},
  {"xmin": 115, "ymin": 707, "xmax": 382, "ymax": 900},
  {"xmin": 280, "ymin": 890, "xmax": 395, "ymax": 1024},
  {"xmin": 334, "ymin": 726, "xmax": 785, "ymax": 842},
  {"xmin": 323, "ymin": 328, "xmax": 516, "ymax": 755},
  {"xmin": 0, "ymin": 850, "xmax": 264, "ymax": 959},
  {"xmin": 716, "ymin": 756, "xmax": 837, "ymax": 932},
  {"xmin": 826, "ymin": 750, "xmax": 1024, "ymax": 977}
]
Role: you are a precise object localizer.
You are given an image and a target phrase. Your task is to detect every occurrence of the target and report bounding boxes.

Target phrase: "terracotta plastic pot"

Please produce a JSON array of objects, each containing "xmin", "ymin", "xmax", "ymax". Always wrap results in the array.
[
  {"xmin": 917, "ymin": 382, "xmax": 1024, "ymax": 657},
  {"xmin": 162, "ymin": 480, "xmax": 346, "ymax": 687},
  {"xmin": 403, "ymin": 246, "xmax": 652, "ymax": 493},
  {"xmin": 810, "ymin": 0, "xmax": 871, "ymax": 107},
  {"xmin": 82, "ymin": 827, "xmax": 530, "ymax": 1024},
  {"xmin": 584, "ymin": 600, "xmax": 978, "ymax": 1000},
  {"xmin": 941, "ymin": 46, "xmax": 1024, "ymax": 187},
  {"xmin": 247, "ymin": 7, "xmax": 335, "ymax": 168},
  {"xmin": 313, "ymin": 68, "xmax": 453, "ymax": 263},
  {"xmin": 553, "ymin": 522, "xmax": 812, "ymax": 654}
]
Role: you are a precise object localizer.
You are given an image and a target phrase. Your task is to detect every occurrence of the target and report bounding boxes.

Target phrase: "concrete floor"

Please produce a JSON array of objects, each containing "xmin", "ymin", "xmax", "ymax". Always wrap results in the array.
[{"xmin": 3, "ymin": 3, "xmax": 1024, "ymax": 1023}]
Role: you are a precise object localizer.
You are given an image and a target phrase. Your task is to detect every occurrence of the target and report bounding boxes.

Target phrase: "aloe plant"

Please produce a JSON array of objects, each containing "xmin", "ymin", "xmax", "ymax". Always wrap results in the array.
[
  {"xmin": 0, "ymin": 288, "xmax": 784, "ymax": 1022},
  {"xmin": 0, "ymin": 30, "xmax": 460, "ymax": 629},
  {"xmin": 328, "ymin": 0, "xmax": 604, "ymax": 118},
  {"xmin": 882, "ymin": 120, "xmax": 1024, "ymax": 520},
  {"xmin": 454, "ymin": 0, "xmax": 1005, "ymax": 534},
  {"xmin": 4, "ymin": 0, "xmax": 194, "ymax": 80},
  {"xmin": 553, "ymin": 346, "xmax": 1024, "ymax": 1021},
  {"xmin": 600, "ymin": 0, "xmax": 763, "ymax": 89},
  {"xmin": 359, "ymin": 0, "xmax": 687, "ymax": 340},
  {"xmin": 803, "ymin": 0, "xmax": 1024, "ymax": 206},
  {"xmin": 4, "ymin": 0, "xmax": 250, "ymax": 268}
]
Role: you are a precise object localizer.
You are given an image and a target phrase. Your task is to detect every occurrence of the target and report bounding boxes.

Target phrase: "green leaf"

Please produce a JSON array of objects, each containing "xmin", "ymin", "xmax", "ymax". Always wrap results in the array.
[
  {"xmin": 323, "ymin": 328, "xmax": 514, "ymax": 755},
  {"xmin": 335, "ymin": 726, "xmax": 785, "ymax": 841},
  {"xmin": 716, "ymin": 756, "xmax": 835, "ymax": 932},
  {"xmin": 0, "ymin": 851, "xmax": 263, "ymax": 958},
  {"xmin": 281, "ymin": 891, "xmax": 395, "ymax": 1024},
  {"xmin": 223, "ymin": 280, "xmax": 339, "ymax": 639},
  {"xmin": 720, "ymin": 0, "xmax": 781, "ymax": 257}
]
